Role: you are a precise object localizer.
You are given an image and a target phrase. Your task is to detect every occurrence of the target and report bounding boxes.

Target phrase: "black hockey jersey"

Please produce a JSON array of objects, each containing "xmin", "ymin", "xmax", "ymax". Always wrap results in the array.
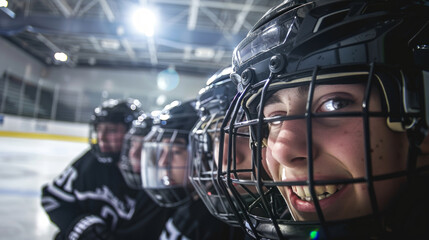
[
  {"xmin": 41, "ymin": 150, "xmax": 172, "ymax": 240},
  {"xmin": 159, "ymin": 199, "xmax": 245, "ymax": 240}
]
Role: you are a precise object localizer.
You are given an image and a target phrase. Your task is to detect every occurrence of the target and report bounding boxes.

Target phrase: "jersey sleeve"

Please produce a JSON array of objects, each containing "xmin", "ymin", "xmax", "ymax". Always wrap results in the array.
[{"xmin": 41, "ymin": 151, "xmax": 91, "ymax": 233}]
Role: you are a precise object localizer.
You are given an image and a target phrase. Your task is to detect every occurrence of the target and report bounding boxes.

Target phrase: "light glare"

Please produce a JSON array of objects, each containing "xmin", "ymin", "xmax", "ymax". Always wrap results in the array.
[
  {"xmin": 151, "ymin": 110, "xmax": 162, "ymax": 117},
  {"xmin": 156, "ymin": 95, "xmax": 167, "ymax": 106},
  {"xmin": 54, "ymin": 52, "xmax": 68, "ymax": 62},
  {"xmin": 310, "ymin": 229, "xmax": 319, "ymax": 240},
  {"xmin": 131, "ymin": 8, "xmax": 157, "ymax": 37},
  {"xmin": 0, "ymin": 0, "xmax": 8, "ymax": 8},
  {"xmin": 157, "ymin": 67, "xmax": 179, "ymax": 91},
  {"xmin": 194, "ymin": 47, "xmax": 215, "ymax": 59}
]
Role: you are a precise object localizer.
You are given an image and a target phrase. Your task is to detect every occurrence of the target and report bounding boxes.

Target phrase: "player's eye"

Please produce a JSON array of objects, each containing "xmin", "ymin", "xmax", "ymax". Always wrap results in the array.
[{"xmin": 317, "ymin": 98, "xmax": 353, "ymax": 112}]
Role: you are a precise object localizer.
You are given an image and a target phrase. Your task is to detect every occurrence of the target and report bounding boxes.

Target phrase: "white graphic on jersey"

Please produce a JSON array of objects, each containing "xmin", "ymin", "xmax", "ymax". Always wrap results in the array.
[
  {"xmin": 55, "ymin": 166, "xmax": 78, "ymax": 192},
  {"xmin": 74, "ymin": 185, "xmax": 136, "ymax": 220},
  {"xmin": 46, "ymin": 183, "xmax": 76, "ymax": 202},
  {"xmin": 68, "ymin": 215, "xmax": 105, "ymax": 240},
  {"xmin": 97, "ymin": 156, "xmax": 113, "ymax": 163},
  {"xmin": 41, "ymin": 196, "xmax": 61, "ymax": 212},
  {"xmin": 100, "ymin": 205, "xmax": 119, "ymax": 230},
  {"xmin": 45, "ymin": 165, "xmax": 136, "ymax": 224},
  {"xmin": 159, "ymin": 218, "xmax": 190, "ymax": 240},
  {"xmin": 44, "ymin": 166, "xmax": 77, "ymax": 203}
]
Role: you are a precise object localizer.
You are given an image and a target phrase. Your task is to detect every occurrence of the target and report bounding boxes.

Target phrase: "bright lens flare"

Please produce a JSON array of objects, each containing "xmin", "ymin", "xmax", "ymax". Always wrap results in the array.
[
  {"xmin": 0, "ymin": 0, "xmax": 8, "ymax": 8},
  {"xmin": 310, "ymin": 229, "xmax": 319, "ymax": 239},
  {"xmin": 54, "ymin": 52, "xmax": 68, "ymax": 62},
  {"xmin": 131, "ymin": 7, "xmax": 157, "ymax": 37}
]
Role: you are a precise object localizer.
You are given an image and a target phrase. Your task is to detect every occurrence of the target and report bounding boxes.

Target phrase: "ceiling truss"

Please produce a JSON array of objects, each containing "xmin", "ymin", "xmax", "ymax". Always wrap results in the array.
[{"xmin": 0, "ymin": 0, "xmax": 283, "ymax": 74}]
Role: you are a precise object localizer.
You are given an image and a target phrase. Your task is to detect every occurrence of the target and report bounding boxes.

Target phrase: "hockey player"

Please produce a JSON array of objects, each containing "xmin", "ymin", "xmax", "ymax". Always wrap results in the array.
[
  {"xmin": 188, "ymin": 66, "xmax": 253, "ymax": 229},
  {"xmin": 219, "ymin": 0, "xmax": 429, "ymax": 239},
  {"xmin": 141, "ymin": 100, "xmax": 244, "ymax": 239},
  {"xmin": 41, "ymin": 99, "xmax": 171, "ymax": 240},
  {"xmin": 118, "ymin": 113, "xmax": 155, "ymax": 189}
]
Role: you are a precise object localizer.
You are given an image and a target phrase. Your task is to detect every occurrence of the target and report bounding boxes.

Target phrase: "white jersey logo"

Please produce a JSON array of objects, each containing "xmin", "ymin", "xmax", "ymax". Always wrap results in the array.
[{"xmin": 159, "ymin": 218, "xmax": 190, "ymax": 240}]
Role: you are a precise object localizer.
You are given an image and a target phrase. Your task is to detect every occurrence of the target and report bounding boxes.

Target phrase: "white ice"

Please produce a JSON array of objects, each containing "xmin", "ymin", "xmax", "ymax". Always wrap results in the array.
[{"xmin": 0, "ymin": 137, "xmax": 88, "ymax": 240}]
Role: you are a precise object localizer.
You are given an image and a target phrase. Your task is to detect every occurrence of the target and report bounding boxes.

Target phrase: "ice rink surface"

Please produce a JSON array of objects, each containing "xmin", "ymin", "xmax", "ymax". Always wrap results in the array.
[{"xmin": 0, "ymin": 137, "xmax": 88, "ymax": 240}]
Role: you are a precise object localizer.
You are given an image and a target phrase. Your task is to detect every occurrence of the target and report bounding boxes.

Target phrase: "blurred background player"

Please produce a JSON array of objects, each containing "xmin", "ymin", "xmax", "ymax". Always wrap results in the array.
[
  {"xmin": 188, "ymin": 66, "xmax": 253, "ymax": 230},
  {"xmin": 141, "ymin": 99, "xmax": 245, "ymax": 239},
  {"xmin": 41, "ymin": 99, "xmax": 171, "ymax": 240},
  {"xmin": 141, "ymin": 100, "xmax": 199, "ymax": 208},
  {"xmin": 118, "ymin": 113, "xmax": 155, "ymax": 188},
  {"xmin": 218, "ymin": 0, "xmax": 429, "ymax": 239}
]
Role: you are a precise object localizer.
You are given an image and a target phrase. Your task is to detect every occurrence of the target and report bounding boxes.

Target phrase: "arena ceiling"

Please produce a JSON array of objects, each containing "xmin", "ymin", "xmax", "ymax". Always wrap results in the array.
[{"xmin": 0, "ymin": 0, "xmax": 283, "ymax": 74}]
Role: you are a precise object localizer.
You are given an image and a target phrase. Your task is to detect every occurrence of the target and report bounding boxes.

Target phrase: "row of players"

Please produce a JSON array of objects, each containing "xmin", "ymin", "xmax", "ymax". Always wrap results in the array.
[
  {"xmin": 41, "ymin": 0, "xmax": 429, "ymax": 239},
  {"xmin": 41, "ymin": 65, "xmax": 245, "ymax": 239}
]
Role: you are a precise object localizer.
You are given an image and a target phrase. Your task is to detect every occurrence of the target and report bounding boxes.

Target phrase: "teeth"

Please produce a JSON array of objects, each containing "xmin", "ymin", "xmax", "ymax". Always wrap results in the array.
[
  {"xmin": 292, "ymin": 184, "xmax": 343, "ymax": 202},
  {"xmin": 303, "ymin": 186, "xmax": 311, "ymax": 196},
  {"xmin": 296, "ymin": 186, "xmax": 305, "ymax": 197},
  {"xmin": 326, "ymin": 184, "xmax": 337, "ymax": 194}
]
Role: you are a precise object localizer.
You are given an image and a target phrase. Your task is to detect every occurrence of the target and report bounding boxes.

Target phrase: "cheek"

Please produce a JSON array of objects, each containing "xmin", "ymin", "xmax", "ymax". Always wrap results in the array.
[
  {"xmin": 173, "ymin": 154, "xmax": 188, "ymax": 167},
  {"xmin": 315, "ymin": 120, "xmax": 366, "ymax": 177},
  {"xmin": 113, "ymin": 138, "xmax": 123, "ymax": 147},
  {"xmin": 317, "ymin": 119, "xmax": 408, "ymax": 177},
  {"xmin": 266, "ymin": 146, "xmax": 281, "ymax": 181},
  {"xmin": 369, "ymin": 120, "xmax": 408, "ymax": 174},
  {"xmin": 260, "ymin": 148, "xmax": 272, "ymax": 179}
]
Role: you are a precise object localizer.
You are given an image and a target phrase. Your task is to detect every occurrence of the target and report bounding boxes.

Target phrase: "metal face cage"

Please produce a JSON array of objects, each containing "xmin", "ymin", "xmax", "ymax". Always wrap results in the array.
[
  {"xmin": 218, "ymin": 64, "xmax": 429, "ymax": 240},
  {"xmin": 189, "ymin": 112, "xmax": 241, "ymax": 225}
]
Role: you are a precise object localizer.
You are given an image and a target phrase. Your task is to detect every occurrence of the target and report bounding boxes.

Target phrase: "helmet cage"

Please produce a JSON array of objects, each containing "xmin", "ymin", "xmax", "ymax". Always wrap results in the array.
[
  {"xmin": 225, "ymin": 0, "xmax": 429, "ymax": 238},
  {"xmin": 189, "ymin": 112, "xmax": 242, "ymax": 225},
  {"xmin": 219, "ymin": 63, "xmax": 428, "ymax": 239}
]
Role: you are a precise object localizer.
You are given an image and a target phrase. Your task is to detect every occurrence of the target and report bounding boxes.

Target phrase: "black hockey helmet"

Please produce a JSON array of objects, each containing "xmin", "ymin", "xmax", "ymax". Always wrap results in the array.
[
  {"xmin": 188, "ymin": 66, "xmax": 244, "ymax": 225},
  {"xmin": 141, "ymin": 100, "xmax": 199, "ymax": 207},
  {"xmin": 89, "ymin": 98, "xmax": 143, "ymax": 163},
  {"xmin": 221, "ymin": 0, "xmax": 429, "ymax": 239}
]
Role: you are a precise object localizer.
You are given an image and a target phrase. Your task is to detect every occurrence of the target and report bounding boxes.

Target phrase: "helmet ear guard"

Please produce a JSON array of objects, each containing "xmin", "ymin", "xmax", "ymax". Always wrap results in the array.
[
  {"xmin": 405, "ymin": 20, "xmax": 429, "ymax": 132},
  {"xmin": 412, "ymin": 23, "xmax": 429, "ymax": 130},
  {"xmin": 386, "ymin": 70, "xmax": 422, "ymax": 132}
]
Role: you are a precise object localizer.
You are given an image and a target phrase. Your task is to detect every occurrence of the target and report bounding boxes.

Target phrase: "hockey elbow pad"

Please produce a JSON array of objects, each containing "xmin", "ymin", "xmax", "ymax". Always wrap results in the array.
[{"xmin": 65, "ymin": 214, "xmax": 114, "ymax": 240}]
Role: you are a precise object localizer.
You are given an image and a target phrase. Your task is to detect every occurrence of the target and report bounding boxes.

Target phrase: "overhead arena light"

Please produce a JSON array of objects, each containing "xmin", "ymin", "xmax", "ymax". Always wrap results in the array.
[
  {"xmin": 0, "ymin": 0, "xmax": 14, "ymax": 18},
  {"xmin": 54, "ymin": 52, "xmax": 68, "ymax": 62},
  {"xmin": 100, "ymin": 39, "xmax": 120, "ymax": 50},
  {"xmin": 0, "ymin": 0, "xmax": 8, "ymax": 8},
  {"xmin": 194, "ymin": 47, "xmax": 215, "ymax": 59},
  {"xmin": 131, "ymin": 7, "xmax": 157, "ymax": 37}
]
